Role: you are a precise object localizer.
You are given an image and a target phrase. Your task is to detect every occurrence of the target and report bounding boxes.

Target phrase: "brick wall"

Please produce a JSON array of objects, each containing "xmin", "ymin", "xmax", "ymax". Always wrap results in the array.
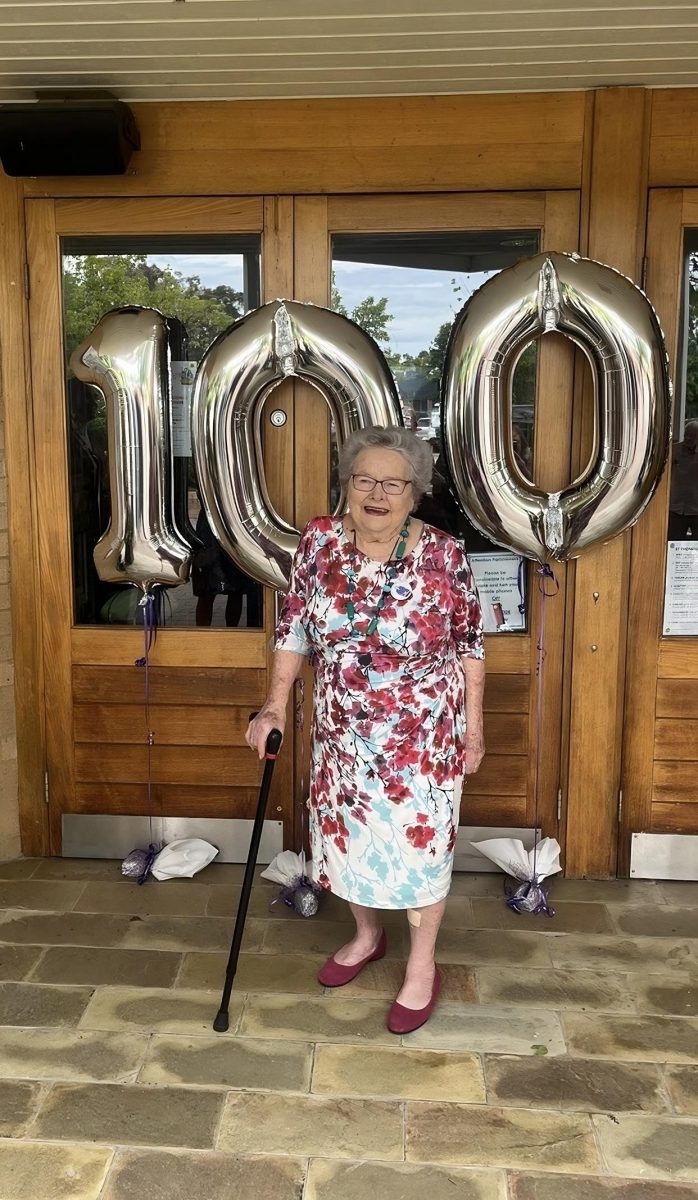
[{"xmin": 0, "ymin": 413, "xmax": 19, "ymax": 859}]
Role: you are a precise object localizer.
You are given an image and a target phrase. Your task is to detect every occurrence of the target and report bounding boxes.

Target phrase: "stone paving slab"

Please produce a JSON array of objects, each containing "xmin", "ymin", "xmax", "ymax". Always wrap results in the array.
[
  {"xmin": 663, "ymin": 1066, "xmax": 698, "ymax": 1115},
  {"xmin": 593, "ymin": 1113, "xmax": 698, "ymax": 1182},
  {"xmin": 448, "ymin": 872, "xmax": 510, "ymax": 898},
  {"xmin": 121, "ymin": 914, "xmax": 265, "ymax": 953},
  {"xmin": 476, "ymin": 966, "xmax": 635, "ymax": 1012},
  {"xmin": 406, "ymin": 1101, "xmax": 599, "ymax": 1172},
  {"xmin": 75, "ymin": 881, "xmax": 211, "ymax": 917},
  {"xmin": 562, "ymin": 1014, "xmax": 698, "ymax": 1063},
  {"xmin": 261, "ymin": 918, "xmax": 409, "ymax": 957},
  {"xmin": 206, "ymin": 884, "xmax": 349, "ymax": 922},
  {"xmin": 658, "ymin": 882, "xmax": 698, "ymax": 907},
  {"xmin": 79, "ymin": 986, "xmax": 244, "ymax": 1036},
  {"xmin": 332, "ymin": 958, "xmax": 477, "ymax": 1002},
  {"xmin": 0, "ymin": 1026, "xmax": 149, "ymax": 1082},
  {"xmin": 34, "ymin": 1082, "xmax": 224, "ymax": 1150},
  {"xmin": 0, "ymin": 944, "xmax": 41, "ymax": 980},
  {"xmin": 0, "ymin": 910, "xmax": 133, "ymax": 947},
  {"xmin": 470, "ymin": 899, "xmax": 615, "ymax": 935},
  {"xmin": 305, "ymin": 1159, "xmax": 507, "ymax": 1200},
  {"xmin": 548, "ymin": 936, "xmax": 697, "ymax": 975},
  {"xmin": 240, "ymin": 992, "xmax": 396, "ymax": 1044},
  {"xmin": 404, "ymin": 1003, "xmax": 566, "ymax": 1056},
  {"xmin": 0, "ymin": 880, "xmax": 86, "ymax": 911},
  {"xmin": 0, "ymin": 1140, "xmax": 113, "ymax": 1200},
  {"xmin": 628, "ymin": 976, "xmax": 698, "ymax": 1017},
  {"xmin": 484, "ymin": 1054, "xmax": 667, "ymax": 1113},
  {"xmin": 0, "ymin": 858, "xmax": 40, "ymax": 880},
  {"xmin": 101, "ymin": 1150, "xmax": 306, "ymax": 1200},
  {"xmin": 312, "ymin": 1041, "xmax": 485, "ymax": 1102},
  {"xmin": 140, "ymin": 1033, "xmax": 313, "ymax": 1091},
  {"xmin": 545, "ymin": 880, "xmax": 665, "ymax": 905},
  {"xmin": 509, "ymin": 1172, "xmax": 698, "ymax": 1199},
  {"xmin": 0, "ymin": 979, "xmax": 94, "ymax": 1026},
  {"xmin": 435, "ymin": 928, "xmax": 553, "ymax": 965},
  {"xmin": 0, "ymin": 1079, "xmax": 42, "ymax": 1135},
  {"xmin": 218, "ymin": 1091, "xmax": 403, "ymax": 1159},
  {"xmin": 31, "ymin": 946, "xmax": 181, "ymax": 988},
  {"xmin": 32, "ymin": 857, "xmax": 124, "ymax": 882},
  {"xmin": 178, "ymin": 950, "xmax": 322, "ymax": 993},
  {"xmin": 608, "ymin": 907, "xmax": 698, "ymax": 940}
]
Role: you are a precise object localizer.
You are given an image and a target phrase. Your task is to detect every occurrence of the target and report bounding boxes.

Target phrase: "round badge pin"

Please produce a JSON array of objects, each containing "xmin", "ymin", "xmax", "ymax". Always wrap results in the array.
[{"xmin": 390, "ymin": 581, "xmax": 412, "ymax": 600}]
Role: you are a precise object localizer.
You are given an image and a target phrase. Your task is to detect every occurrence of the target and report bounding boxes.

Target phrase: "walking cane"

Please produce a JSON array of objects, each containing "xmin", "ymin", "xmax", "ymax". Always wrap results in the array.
[{"xmin": 213, "ymin": 722, "xmax": 283, "ymax": 1032}]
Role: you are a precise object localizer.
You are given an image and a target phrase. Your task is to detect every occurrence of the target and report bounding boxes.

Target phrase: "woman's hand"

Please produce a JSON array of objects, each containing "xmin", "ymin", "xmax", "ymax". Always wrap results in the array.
[
  {"xmin": 463, "ymin": 727, "xmax": 485, "ymax": 775},
  {"xmin": 245, "ymin": 705, "xmax": 286, "ymax": 761}
]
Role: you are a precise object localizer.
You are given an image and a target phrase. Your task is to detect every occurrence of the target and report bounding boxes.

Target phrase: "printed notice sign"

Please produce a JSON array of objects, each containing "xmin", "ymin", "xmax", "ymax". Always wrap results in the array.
[
  {"xmin": 171, "ymin": 360, "xmax": 197, "ymax": 457},
  {"xmin": 468, "ymin": 551, "xmax": 526, "ymax": 633},
  {"xmin": 663, "ymin": 540, "xmax": 698, "ymax": 635}
]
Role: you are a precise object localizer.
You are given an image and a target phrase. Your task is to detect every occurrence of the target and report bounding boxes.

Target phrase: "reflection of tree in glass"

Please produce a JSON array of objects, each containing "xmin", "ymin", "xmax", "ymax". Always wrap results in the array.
[
  {"xmin": 330, "ymin": 272, "xmax": 393, "ymax": 344},
  {"xmin": 63, "ymin": 254, "xmax": 243, "ymax": 359}
]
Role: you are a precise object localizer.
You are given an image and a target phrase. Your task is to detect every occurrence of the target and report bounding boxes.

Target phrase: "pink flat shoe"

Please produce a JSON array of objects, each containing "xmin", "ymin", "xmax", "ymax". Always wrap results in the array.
[
  {"xmin": 387, "ymin": 968, "xmax": 441, "ymax": 1034},
  {"xmin": 317, "ymin": 929, "xmax": 387, "ymax": 987}
]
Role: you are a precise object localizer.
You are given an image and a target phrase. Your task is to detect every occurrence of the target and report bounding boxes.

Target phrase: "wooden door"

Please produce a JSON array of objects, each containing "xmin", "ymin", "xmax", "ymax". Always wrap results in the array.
[
  {"xmin": 26, "ymin": 195, "xmax": 296, "ymax": 854},
  {"xmin": 292, "ymin": 191, "xmax": 583, "ymax": 862},
  {"xmin": 621, "ymin": 189, "xmax": 698, "ymax": 867}
]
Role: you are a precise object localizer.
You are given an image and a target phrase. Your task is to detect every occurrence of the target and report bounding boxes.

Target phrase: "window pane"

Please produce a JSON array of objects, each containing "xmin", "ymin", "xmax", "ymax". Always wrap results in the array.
[
  {"xmin": 331, "ymin": 229, "xmax": 539, "ymax": 633},
  {"xmin": 62, "ymin": 236, "xmax": 263, "ymax": 628},
  {"xmin": 663, "ymin": 237, "xmax": 698, "ymax": 636}
]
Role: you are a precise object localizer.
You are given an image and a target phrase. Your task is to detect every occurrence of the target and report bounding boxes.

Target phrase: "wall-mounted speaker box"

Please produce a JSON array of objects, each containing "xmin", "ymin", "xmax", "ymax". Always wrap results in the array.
[{"xmin": 0, "ymin": 99, "xmax": 140, "ymax": 176}]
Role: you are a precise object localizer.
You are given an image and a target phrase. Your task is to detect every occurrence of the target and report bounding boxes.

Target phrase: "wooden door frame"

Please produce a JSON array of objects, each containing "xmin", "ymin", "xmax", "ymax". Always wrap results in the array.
[
  {"xmin": 24, "ymin": 194, "xmax": 298, "ymax": 851},
  {"xmin": 620, "ymin": 187, "xmax": 698, "ymax": 866},
  {"xmin": 293, "ymin": 189, "xmax": 581, "ymax": 856}
]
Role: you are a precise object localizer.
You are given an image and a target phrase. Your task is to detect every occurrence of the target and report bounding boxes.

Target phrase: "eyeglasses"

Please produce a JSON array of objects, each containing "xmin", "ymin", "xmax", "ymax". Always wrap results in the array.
[{"xmin": 350, "ymin": 474, "xmax": 412, "ymax": 496}]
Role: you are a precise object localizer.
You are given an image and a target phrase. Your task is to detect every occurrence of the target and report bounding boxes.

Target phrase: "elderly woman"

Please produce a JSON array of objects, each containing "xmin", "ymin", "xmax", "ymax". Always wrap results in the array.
[{"xmin": 246, "ymin": 426, "xmax": 485, "ymax": 1033}]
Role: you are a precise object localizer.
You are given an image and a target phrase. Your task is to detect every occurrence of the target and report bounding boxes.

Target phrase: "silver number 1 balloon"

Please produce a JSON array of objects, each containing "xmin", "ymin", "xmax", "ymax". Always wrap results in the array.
[
  {"xmin": 442, "ymin": 252, "xmax": 672, "ymax": 561},
  {"xmin": 70, "ymin": 306, "xmax": 192, "ymax": 593},
  {"xmin": 191, "ymin": 299, "xmax": 403, "ymax": 591}
]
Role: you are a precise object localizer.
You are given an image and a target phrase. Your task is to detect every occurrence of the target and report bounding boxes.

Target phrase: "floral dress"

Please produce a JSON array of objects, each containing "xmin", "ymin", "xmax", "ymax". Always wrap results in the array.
[{"xmin": 275, "ymin": 516, "xmax": 484, "ymax": 909}]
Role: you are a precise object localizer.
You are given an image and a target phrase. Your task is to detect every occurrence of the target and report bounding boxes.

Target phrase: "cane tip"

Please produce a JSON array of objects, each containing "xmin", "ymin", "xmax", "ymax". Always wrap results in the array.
[{"xmin": 213, "ymin": 1009, "xmax": 229, "ymax": 1033}]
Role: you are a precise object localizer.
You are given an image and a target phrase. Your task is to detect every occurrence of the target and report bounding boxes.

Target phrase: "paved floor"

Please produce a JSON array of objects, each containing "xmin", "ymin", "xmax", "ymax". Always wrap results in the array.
[{"xmin": 0, "ymin": 856, "xmax": 697, "ymax": 1200}]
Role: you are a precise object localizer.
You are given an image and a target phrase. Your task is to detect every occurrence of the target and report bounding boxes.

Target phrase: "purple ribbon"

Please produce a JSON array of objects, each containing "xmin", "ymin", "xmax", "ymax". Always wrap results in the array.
[
  {"xmin": 506, "ymin": 561, "xmax": 559, "ymax": 919},
  {"xmin": 135, "ymin": 590, "xmax": 159, "ymax": 853}
]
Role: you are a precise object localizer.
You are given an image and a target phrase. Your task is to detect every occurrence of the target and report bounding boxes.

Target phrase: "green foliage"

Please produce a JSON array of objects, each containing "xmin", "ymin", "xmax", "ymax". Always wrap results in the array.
[
  {"xmin": 63, "ymin": 254, "xmax": 244, "ymax": 359},
  {"xmin": 331, "ymin": 272, "xmax": 393, "ymax": 344}
]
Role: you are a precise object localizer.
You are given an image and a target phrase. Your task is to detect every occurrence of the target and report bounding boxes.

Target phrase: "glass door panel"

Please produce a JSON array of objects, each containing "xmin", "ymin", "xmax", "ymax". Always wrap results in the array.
[
  {"xmin": 331, "ymin": 228, "xmax": 540, "ymax": 633},
  {"xmin": 62, "ymin": 234, "xmax": 263, "ymax": 629}
]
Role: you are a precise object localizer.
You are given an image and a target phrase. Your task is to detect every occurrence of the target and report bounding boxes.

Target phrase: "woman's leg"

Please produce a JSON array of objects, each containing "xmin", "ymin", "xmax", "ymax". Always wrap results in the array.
[
  {"xmin": 330, "ymin": 901, "xmax": 383, "ymax": 965},
  {"xmin": 395, "ymin": 898, "xmax": 447, "ymax": 1008}
]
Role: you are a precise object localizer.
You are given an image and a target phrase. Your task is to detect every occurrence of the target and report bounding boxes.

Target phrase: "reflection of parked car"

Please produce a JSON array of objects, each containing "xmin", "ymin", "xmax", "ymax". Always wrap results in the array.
[{"xmin": 417, "ymin": 414, "xmax": 440, "ymax": 440}]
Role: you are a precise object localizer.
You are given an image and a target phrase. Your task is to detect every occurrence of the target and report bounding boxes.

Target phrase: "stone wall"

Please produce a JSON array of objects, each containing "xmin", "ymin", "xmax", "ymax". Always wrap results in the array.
[{"xmin": 0, "ymin": 411, "xmax": 19, "ymax": 859}]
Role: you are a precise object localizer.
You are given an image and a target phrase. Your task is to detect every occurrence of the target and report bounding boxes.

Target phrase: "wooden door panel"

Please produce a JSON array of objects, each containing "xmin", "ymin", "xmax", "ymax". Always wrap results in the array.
[
  {"xmin": 621, "ymin": 188, "xmax": 698, "ymax": 852},
  {"xmin": 299, "ymin": 189, "xmax": 581, "ymax": 851},
  {"xmin": 74, "ymin": 704, "xmax": 253, "ymax": 746},
  {"xmin": 27, "ymin": 194, "xmax": 297, "ymax": 851},
  {"xmin": 72, "ymin": 666, "xmax": 267, "ymax": 708},
  {"xmin": 72, "ymin": 783, "xmax": 262, "ymax": 818},
  {"xmin": 74, "ymin": 744, "xmax": 261, "ymax": 787}
]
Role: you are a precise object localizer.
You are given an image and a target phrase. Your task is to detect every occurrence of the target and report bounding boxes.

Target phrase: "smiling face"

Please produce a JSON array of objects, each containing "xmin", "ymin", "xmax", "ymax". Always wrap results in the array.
[{"xmin": 347, "ymin": 447, "xmax": 415, "ymax": 542}]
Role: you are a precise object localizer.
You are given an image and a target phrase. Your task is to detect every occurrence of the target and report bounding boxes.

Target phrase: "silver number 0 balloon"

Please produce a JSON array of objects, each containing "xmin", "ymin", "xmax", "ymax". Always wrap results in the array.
[
  {"xmin": 442, "ymin": 252, "xmax": 672, "ymax": 561},
  {"xmin": 70, "ymin": 306, "xmax": 192, "ymax": 593},
  {"xmin": 191, "ymin": 300, "xmax": 403, "ymax": 590}
]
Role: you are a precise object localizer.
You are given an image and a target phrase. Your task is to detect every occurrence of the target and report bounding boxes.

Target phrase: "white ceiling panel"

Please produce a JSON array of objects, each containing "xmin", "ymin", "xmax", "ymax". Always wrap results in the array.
[{"xmin": 2, "ymin": 1, "xmax": 697, "ymax": 100}]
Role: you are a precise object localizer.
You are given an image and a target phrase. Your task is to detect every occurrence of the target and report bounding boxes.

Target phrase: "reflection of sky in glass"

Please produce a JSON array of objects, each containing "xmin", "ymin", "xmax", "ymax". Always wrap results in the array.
[
  {"xmin": 146, "ymin": 253, "xmax": 245, "ymax": 290},
  {"xmin": 332, "ymin": 261, "xmax": 492, "ymax": 355}
]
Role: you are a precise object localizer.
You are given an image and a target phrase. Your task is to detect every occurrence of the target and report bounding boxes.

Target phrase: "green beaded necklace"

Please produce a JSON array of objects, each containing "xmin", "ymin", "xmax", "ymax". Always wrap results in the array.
[{"xmin": 346, "ymin": 517, "xmax": 411, "ymax": 636}]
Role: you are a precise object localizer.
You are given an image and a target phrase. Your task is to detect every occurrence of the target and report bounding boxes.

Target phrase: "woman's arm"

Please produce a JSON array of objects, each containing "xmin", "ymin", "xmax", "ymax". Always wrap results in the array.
[
  {"xmin": 245, "ymin": 648, "xmax": 305, "ymax": 759},
  {"xmin": 461, "ymin": 655, "xmax": 486, "ymax": 775}
]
